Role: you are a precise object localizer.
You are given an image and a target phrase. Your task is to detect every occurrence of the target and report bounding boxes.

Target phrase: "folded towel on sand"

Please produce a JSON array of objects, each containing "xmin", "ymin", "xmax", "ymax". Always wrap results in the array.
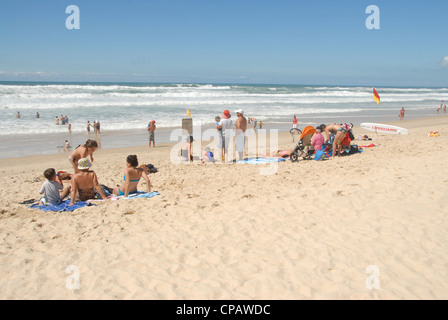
[
  {"xmin": 29, "ymin": 199, "xmax": 95, "ymax": 212},
  {"xmin": 236, "ymin": 157, "xmax": 287, "ymax": 164}
]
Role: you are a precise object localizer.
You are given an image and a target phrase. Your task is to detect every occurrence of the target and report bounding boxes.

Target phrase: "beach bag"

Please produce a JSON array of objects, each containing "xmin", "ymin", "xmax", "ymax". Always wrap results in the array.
[
  {"xmin": 348, "ymin": 145, "xmax": 359, "ymax": 154},
  {"xmin": 140, "ymin": 164, "xmax": 158, "ymax": 174}
]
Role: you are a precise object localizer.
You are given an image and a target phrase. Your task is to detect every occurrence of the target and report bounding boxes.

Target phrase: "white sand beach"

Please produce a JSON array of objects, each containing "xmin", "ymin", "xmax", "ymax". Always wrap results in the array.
[{"xmin": 0, "ymin": 115, "xmax": 447, "ymax": 299}]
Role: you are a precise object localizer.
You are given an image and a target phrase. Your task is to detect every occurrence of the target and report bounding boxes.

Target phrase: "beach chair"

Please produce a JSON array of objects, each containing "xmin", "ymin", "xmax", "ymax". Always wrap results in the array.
[{"xmin": 290, "ymin": 126, "xmax": 316, "ymax": 162}]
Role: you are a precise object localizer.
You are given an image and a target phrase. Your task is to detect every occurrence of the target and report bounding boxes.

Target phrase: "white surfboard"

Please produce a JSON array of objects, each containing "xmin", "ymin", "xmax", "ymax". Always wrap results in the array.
[{"xmin": 360, "ymin": 123, "xmax": 408, "ymax": 135}]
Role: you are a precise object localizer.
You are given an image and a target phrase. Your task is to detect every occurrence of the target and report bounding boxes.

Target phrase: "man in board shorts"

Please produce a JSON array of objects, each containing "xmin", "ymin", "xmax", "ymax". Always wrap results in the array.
[{"xmin": 148, "ymin": 120, "xmax": 156, "ymax": 148}]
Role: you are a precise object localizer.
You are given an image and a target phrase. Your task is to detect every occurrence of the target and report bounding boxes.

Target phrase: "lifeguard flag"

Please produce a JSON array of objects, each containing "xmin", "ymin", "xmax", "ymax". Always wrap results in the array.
[
  {"xmin": 373, "ymin": 88, "xmax": 380, "ymax": 105},
  {"xmin": 186, "ymin": 108, "xmax": 191, "ymax": 117}
]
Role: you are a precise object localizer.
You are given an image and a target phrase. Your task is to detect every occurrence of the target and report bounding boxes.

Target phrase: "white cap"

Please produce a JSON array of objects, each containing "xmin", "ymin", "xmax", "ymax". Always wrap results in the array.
[{"xmin": 235, "ymin": 109, "xmax": 244, "ymax": 115}]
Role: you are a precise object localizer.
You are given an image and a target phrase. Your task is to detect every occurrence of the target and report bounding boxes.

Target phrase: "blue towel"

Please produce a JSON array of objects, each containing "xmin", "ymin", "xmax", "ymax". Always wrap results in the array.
[
  {"xmin": 30, "ymin": 199, "xmax": 95, "ymax": 212},
  {"xmin": 236, "ymin": 157, "xmax": 287, "ymax": 164},
  {"xmin": 123, "ymin": 191, "xmax": 160, "ymax": 199}
]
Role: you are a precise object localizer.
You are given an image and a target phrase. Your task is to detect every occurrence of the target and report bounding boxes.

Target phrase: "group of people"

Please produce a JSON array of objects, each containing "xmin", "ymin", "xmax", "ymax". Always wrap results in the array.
[
  {"xmin": 247, "ymin": 117, "xmax": 262, "ymax": 131},
  {"xmin": 39, "ymin": 139, "xmax": 151, "ymax": 206},
  {"xmin": 276, "ymin": 121, "xmax": 354, "ymax": 159},
  {"xmin": 87, "ymin": 121, "xmax": 101, "ymax": 134},
  {"xmin": 437, "ymin": 102, "xmax": 447, "ymax": 114},
  {"xmin": 56, "ymin": 115, "xmax": 70, "ymax": 125}
]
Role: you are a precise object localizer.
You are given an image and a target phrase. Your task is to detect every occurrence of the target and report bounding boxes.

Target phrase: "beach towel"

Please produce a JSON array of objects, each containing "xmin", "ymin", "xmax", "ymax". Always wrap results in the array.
[
  {"xmin": 118, "ymin": 191, "xmax": 160, "ymax": 199},
  {"xmin": 236, "ymin": 157, "xmax": 287, "ymax": 164},
  {"xmin": 29, "ymin": 199, "xmax": 95, "ymax": 212}
]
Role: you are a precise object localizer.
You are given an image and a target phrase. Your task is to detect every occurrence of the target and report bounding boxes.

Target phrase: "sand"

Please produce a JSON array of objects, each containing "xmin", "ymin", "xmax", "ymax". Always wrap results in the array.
[{"xmin": 0, "ymin": 115, "xmax": 447, "ymax": 300}]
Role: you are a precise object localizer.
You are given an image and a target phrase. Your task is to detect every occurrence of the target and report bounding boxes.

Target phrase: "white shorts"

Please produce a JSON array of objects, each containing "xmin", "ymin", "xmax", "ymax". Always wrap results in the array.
[{"xmin": 235, "ymin": 134, "xmax": 245, "ymax": 153}]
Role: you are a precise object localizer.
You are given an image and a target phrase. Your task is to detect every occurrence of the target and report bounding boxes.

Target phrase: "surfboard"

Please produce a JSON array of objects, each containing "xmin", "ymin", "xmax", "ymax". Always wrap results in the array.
[{"xmin": 360, "ymin": 123, "xmax": 408, "ymax": 135}]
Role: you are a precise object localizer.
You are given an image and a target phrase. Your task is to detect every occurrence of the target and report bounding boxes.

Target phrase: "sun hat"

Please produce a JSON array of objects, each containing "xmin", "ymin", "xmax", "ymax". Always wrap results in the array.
[
  {"xmin": 78, "ymin": 158, "xmax": 92, "ymax": 170},
  {"xmin": 222, "ymin": 110, "xmax": 231, "ymax": 119},
  {"xmin": 235, "ymin": 109, "xmax": 244, "ymax": 115}
]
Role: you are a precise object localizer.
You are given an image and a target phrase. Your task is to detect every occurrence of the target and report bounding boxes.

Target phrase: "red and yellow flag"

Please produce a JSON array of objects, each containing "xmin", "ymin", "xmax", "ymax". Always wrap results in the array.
[{"xmin": 373, "ymin": 88, "xmax": 380, "ymax": 105}]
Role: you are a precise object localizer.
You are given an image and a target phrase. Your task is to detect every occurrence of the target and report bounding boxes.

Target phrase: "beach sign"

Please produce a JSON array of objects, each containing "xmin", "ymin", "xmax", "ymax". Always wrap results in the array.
[{"xmin": 360, "ymin": 123, "xmax": 409, "ymax": 135}]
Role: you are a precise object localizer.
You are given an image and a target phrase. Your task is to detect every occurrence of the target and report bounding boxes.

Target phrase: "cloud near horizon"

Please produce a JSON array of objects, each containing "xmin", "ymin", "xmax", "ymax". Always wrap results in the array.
[{"xmin": 440, "ymin": 56, "xmax": 448, "ymax": 67}]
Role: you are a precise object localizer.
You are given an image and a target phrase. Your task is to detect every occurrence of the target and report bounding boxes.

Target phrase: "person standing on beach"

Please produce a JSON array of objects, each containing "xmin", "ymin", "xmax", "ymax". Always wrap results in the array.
[
  {"xmin": 400, "ymin": 108, "xmax": 405, "ymax": 120},
  {"xmin": 56, "ymin": 116, "xmax": 59, "ymax": 125},
  {"xmin": 147, "ymin": 120, "xmax": 156, "ymax": 148},
  {"xmin": 259, "ymin": 121, "xmax": 263, "ymax": 130},
  {"xmin": 36, "ymin": 112, "xmax": 40, "ymax": 119},
  {"xmin": 96, "ymin": 120, "xmax": 101, "ymax": 134},
  {"xmin": 87, "ymin": 121, "xmax": 92, "ymax": 133},
  {"xmin": 252, "ymin": 118, "xmax": 257, "ymax": 133},
  {"xmin": 320, "ymin": 123, "xmax": 348, "ymax": 157},
  {"xmin": 217, "ymin": 110, "xmax": 233, "ymax": 163},
  {"xmin": 16, "ymin": 112, "xmax": 20, "ymax": 119},
  {"xmin": 235, "ymin": 109, "xmax": 247, "ymax": 161},
  {"xmin": 292, "ymin": 115, "xmax": 298, "ymax": 129}
]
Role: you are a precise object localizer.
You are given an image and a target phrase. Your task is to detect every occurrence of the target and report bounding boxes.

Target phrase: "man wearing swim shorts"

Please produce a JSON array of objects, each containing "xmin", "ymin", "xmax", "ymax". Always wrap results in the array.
[
  {"xmin": 147, "ymin": 120, "xmax": 156, "ymax": 148},
  {"xmin": 235, "ymin": 109, "xmax": 247, "ymax": 161}
]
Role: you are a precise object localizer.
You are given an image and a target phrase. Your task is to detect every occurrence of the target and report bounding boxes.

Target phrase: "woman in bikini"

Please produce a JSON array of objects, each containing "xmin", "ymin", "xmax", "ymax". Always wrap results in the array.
[
  {"xmin": 69, "ymin": 158, "xmax": 108, "ymax": 206},
  {"xmin": 68, "ymin": 139, "xmax": 98, "ymax": 173},
  {"xmin": 321, "ymin": 123, "xmax": 349, "ymax": 157},
  {"xmin": 113, "ymin": 155, "xmax": 151, "ymax": 197}
]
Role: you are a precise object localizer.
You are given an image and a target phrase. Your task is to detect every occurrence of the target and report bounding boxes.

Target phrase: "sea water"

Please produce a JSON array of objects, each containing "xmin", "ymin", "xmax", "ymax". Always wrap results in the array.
[{"xmin": 0, "ymin": 82, "xmax": 446, "ymax": 158}]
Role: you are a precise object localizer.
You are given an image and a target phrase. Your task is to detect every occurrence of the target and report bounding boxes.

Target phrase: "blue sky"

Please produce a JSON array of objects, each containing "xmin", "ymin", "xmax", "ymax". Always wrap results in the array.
[{"xmin": 0, "ymin": 0, "xmax": 447, "ymax": 86}]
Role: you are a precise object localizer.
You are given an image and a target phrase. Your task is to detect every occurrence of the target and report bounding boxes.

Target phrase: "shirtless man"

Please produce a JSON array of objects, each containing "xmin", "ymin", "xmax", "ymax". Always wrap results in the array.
[
  {"xmin": 320, "ymin": 123, "xmax": 348, "ymax": 158},
  {"xmin": 235, "ymin": 109, "xmax": 247, "ymax": 161},
  {"xmin": 147, "ymin": 120, "xmax": 156, "ymax": 148}
]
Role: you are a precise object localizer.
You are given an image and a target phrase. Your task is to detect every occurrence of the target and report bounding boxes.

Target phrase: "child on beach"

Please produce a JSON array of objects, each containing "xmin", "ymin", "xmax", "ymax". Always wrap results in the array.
[
  {"xmin": 39, "ymin": 168, "xmax": 70, "ymax": 205},
  {"xmin": 68, "ymin": 139, "xmax": 98, "ymax": 173},
  {"xmin": 311, "ymin": 127, "xmax": 325, "ymax": 152},
  {"xmin": 202, "ymin": 146, "xmax": 215, "ymax": 163}
]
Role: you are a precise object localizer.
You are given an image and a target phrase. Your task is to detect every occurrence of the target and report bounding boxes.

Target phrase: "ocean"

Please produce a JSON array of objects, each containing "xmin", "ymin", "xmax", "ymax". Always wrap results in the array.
[{"xmin": 0, "ymin": 82, "xmax": 446, "ymax": 158}]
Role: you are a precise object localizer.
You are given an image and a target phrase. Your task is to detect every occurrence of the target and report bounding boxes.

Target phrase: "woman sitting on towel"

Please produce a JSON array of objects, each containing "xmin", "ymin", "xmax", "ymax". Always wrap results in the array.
[
  {"xmin": 113, "ymin": 155, "xmax": 151, "ymax": 197},
  {"xmin": 69, "ymin": 158, "xmax": 108, "ymax": 206}
]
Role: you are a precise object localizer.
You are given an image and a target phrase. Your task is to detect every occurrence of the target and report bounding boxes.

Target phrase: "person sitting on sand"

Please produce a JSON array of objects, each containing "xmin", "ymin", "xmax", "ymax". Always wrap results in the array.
[
  {"xmin": 311, "ymin": 127, "xmax": 325, "ymax": 152},
  {"xmin": 202, "ymin": 146, "xmax": 215, "ymax": 163},
  {"xmin": 68, "ymin": 139, "xmax": 98, "ymax": 173},
  {"xmin": 181, "ymin": 135, "xmax": 195, "ymax": 162},
  {"xmin": 113, "ymin": 155, "xmax": 151, "ymax": 197},
  {"xmin": 69, "ymin": 158, "xmax": 108, "ymax": 205},
  {"xmin": 39, "ymin": 168, "xmax": 71, "ymax": 205}
]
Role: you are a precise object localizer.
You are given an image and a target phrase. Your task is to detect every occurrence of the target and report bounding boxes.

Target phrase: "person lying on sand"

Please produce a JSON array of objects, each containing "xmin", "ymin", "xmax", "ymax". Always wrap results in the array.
[
  {"xmin": 357, "ymin": 135, "xmax": 372, "ymax": 141},
  {"xmin": 113, "ymin": 155, "xmax": 151, "ymax": 197},
  {"xmin": 69, "ymin": 158, "xmax": 108, "ymax": 206}
]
